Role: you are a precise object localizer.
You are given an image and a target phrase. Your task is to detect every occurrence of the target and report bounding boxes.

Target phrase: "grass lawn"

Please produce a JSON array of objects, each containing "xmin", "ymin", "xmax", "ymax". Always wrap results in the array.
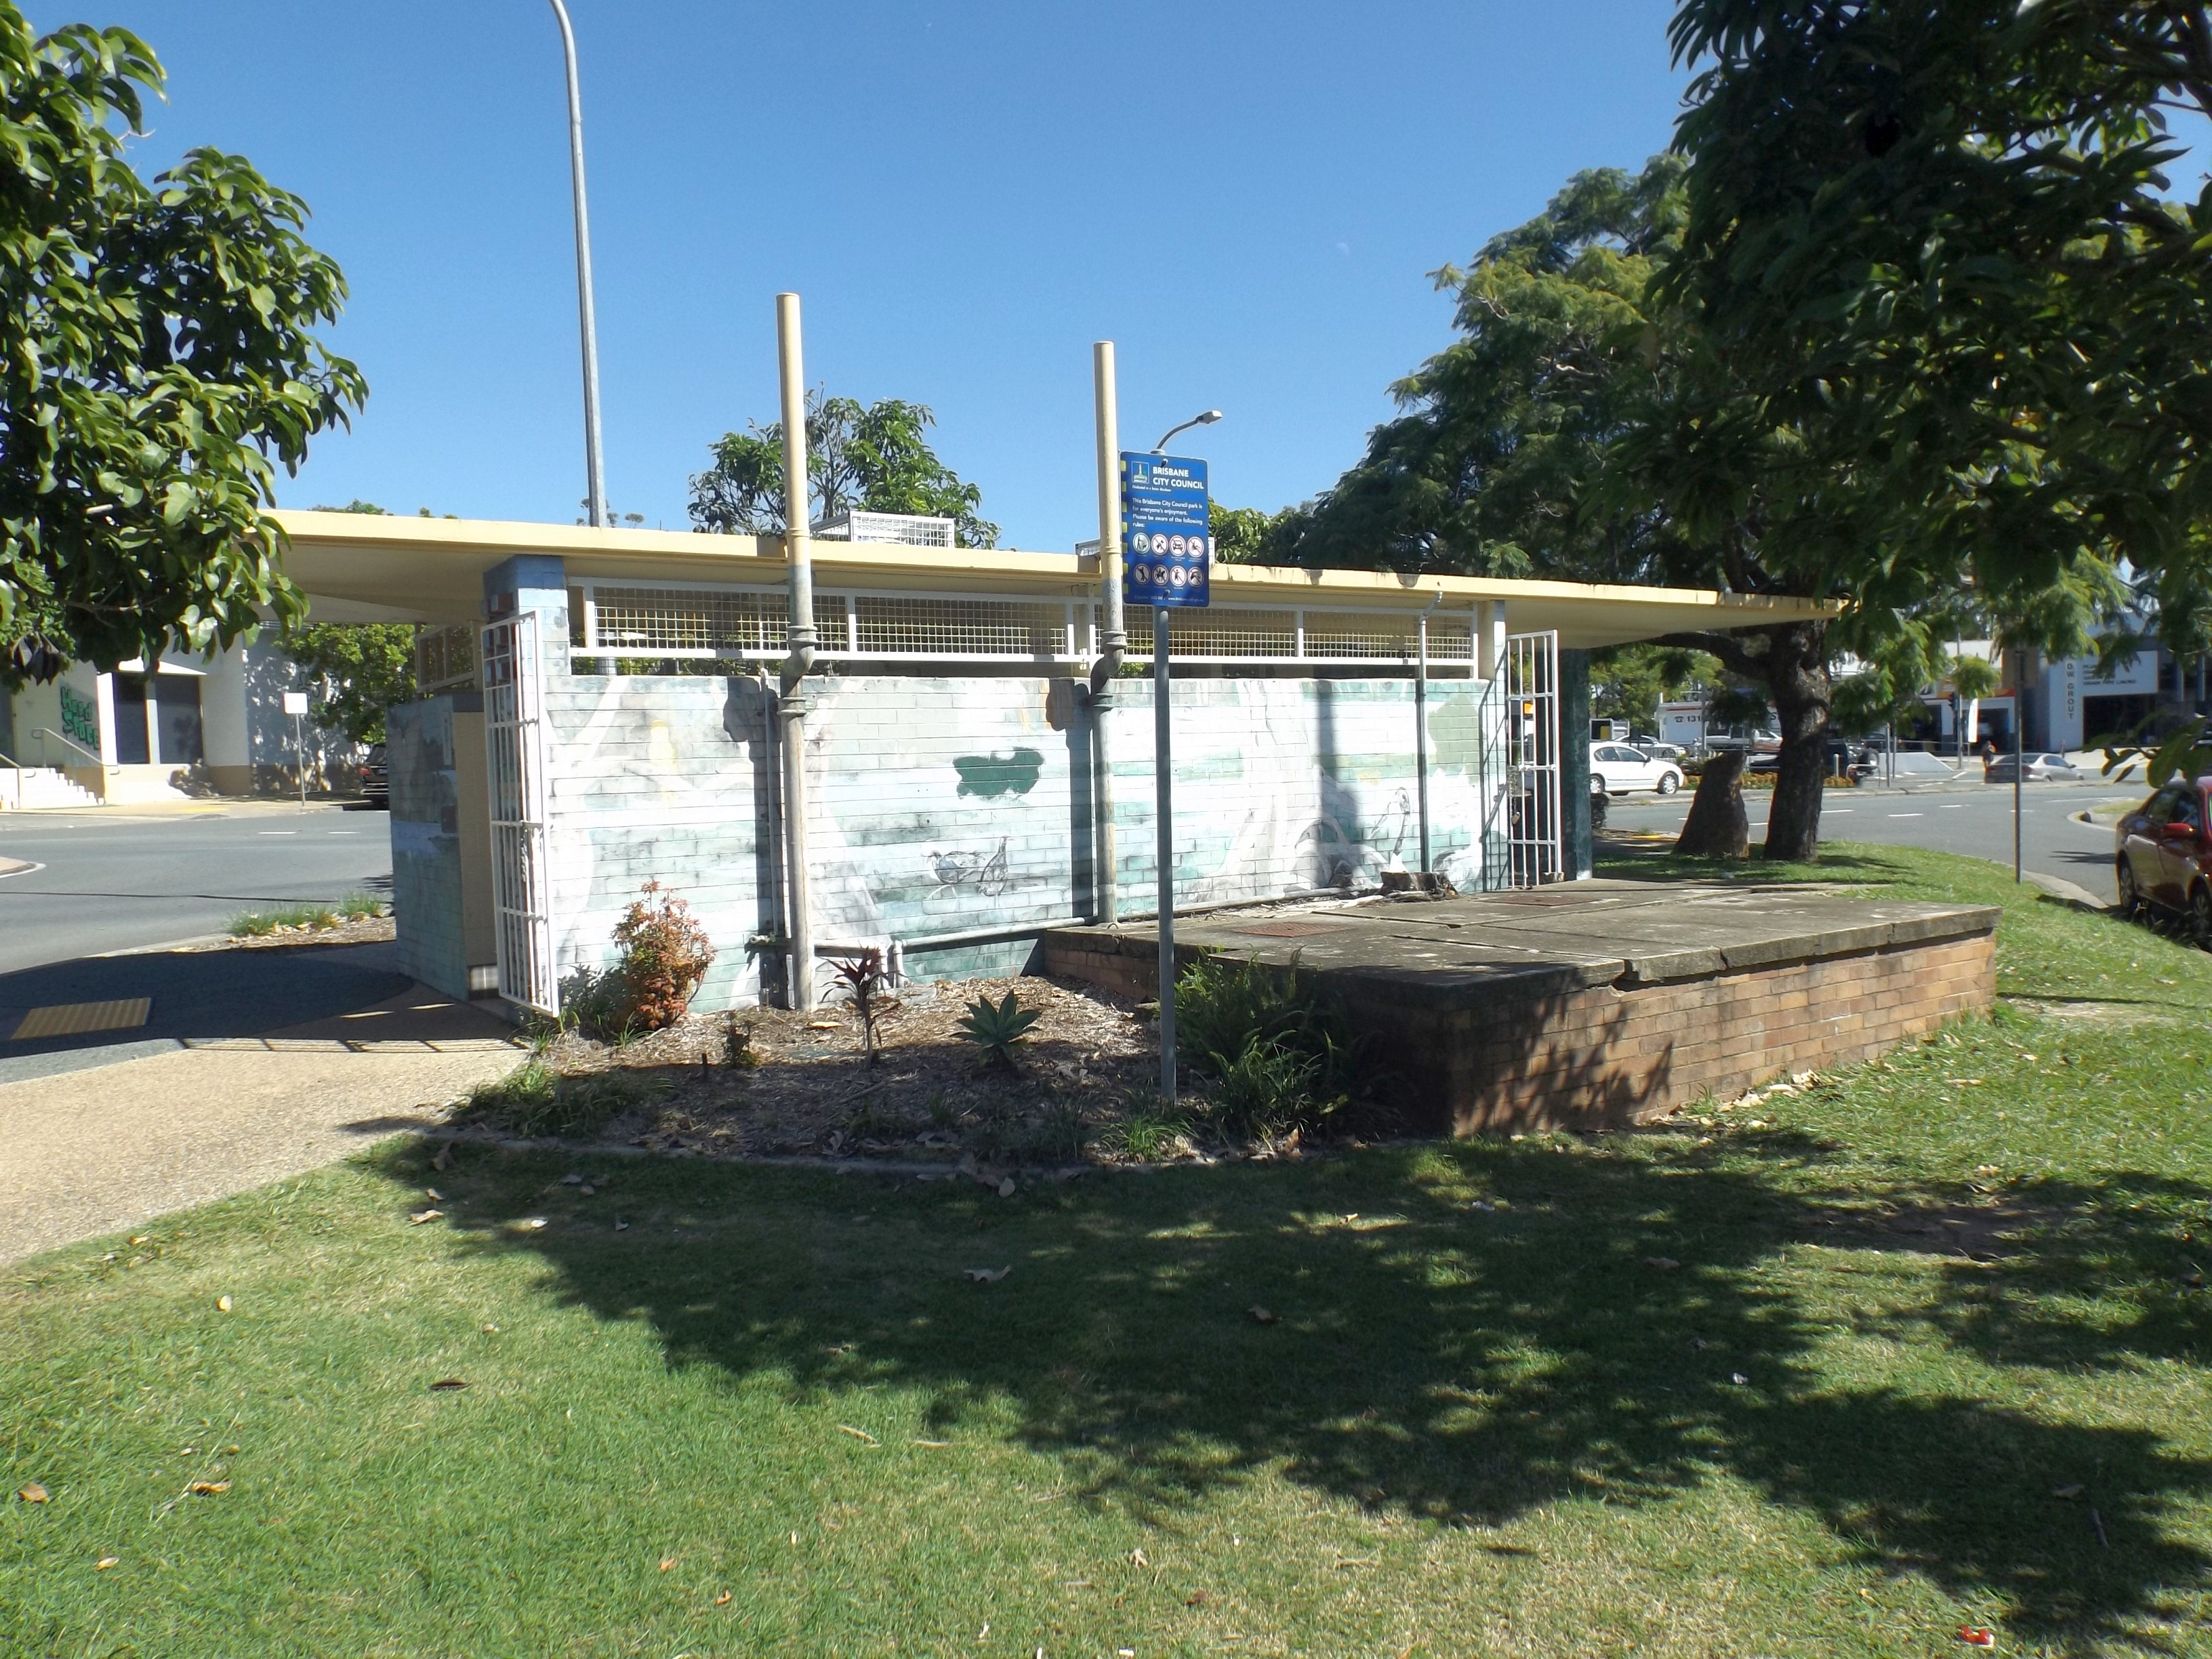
[{"xmin": 6, "ymin": 846, "xmax": 2212, "ymax": 1658}]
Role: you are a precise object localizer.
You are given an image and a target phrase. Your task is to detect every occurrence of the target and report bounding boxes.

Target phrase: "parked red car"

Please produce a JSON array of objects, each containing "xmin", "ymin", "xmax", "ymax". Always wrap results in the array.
[{"xmin": 2115, "ymin": 775, "xmax": 2212, "ymax": 939}]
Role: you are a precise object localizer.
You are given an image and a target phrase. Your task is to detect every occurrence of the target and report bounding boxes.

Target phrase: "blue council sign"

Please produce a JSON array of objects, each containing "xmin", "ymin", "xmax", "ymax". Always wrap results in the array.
[{"xmin": 1120, "ymin": 451, "xmax": 1210, "ymax": 609}]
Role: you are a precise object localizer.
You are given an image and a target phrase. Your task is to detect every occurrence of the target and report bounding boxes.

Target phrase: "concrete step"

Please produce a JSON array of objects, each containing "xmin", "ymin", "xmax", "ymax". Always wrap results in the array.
[{"xmin": 1, "ymin": 766, "xmax": 101, "ymax": 810}]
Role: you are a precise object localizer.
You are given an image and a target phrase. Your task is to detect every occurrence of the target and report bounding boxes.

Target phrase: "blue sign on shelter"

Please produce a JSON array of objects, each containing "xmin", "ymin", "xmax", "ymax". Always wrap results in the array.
[{"xmin": 1120, "ymin": 452, "xmax": 1210, "ymax": 609}]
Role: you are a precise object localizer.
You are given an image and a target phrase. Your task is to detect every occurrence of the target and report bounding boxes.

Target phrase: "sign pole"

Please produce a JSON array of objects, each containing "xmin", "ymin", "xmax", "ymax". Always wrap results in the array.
[
  {"xmin": 1120, "ymin": 447, "xmax": 1210, "ymax": 1108},
  {"xmin": 1154, "ymin": 603, "xmax": 1175, "ymax": 1104},
  {"xmin": 282, "ymin": 689, "xmax": 310, "ymax": 810}
]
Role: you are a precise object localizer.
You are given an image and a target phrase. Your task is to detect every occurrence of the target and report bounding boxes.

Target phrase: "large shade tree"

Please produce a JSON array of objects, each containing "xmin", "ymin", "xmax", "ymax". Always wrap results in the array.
[
  {"xmin": 1275, "ymin": 157, "xmax": 1864, "ymax": 859},
  {"xmin": 689, "ymin": 391, "xmax": 997, "ymax": 549},
  {"xmin": 0, "ymin": 6, "xmax": 363, "ymax": 687},
  {"xmin": 1665, "ymin": 0, "xmax": 2205, "ymax": 775}
]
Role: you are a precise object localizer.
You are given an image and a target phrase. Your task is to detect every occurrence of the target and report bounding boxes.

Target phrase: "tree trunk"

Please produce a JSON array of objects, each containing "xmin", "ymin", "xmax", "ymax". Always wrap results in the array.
[
  {"xmin": 1757, "ymin": 621, "xmax": 1832, "ymax": 863},
  {"xmin": 1675, "ymin": 748, "xmax": 1748, "ymax": 858}
]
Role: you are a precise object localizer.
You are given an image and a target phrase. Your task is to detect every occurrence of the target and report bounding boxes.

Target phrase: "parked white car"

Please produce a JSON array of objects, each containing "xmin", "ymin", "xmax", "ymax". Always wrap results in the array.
[{"xmin": 1590, "ymin": 741, "xmax": 1685, "ymax": 796}]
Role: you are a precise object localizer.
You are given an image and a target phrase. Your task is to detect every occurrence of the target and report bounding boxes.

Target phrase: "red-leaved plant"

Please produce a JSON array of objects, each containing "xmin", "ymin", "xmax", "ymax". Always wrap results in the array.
[{"xmin": 609, "ymin": 882, "xmax": 714, "ymax": 1032}]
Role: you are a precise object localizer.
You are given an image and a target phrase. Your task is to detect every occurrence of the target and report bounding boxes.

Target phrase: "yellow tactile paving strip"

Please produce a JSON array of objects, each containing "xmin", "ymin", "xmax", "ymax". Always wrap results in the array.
[{"xmin": 9, "ymin": 998, "xmax": 153, "ymax": 1042}]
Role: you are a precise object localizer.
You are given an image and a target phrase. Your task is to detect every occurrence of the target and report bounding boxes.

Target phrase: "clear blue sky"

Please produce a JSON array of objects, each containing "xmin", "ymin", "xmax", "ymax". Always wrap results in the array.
[{"xmin": 63, "ymin": 1, "xmax": 1692, "ymax": 549}]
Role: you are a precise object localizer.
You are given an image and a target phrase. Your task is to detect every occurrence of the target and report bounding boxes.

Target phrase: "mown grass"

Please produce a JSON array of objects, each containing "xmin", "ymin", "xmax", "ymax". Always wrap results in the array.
[{"xmin": 5, "ymin": 847, "xmax": 2211, "ymax": 1657}]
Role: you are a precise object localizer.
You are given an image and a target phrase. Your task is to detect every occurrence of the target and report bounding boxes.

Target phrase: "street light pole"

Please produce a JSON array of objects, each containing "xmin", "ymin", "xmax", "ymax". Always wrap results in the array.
[{"xmin": 548, "ymin": 0, "xmax": 609, "ymax": 530}]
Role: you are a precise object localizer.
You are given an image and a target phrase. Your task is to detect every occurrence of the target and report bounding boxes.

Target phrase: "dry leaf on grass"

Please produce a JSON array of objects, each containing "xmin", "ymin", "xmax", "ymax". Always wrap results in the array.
[
  {"xmin": 1959, "ymin": 1629, "xmax": 1996, "ymax": 1647},
  {"xmin": 95, "ymin": 1556, "xmax": 119, "ymax": 1570},
  {"xmin": 216, "ymin": 1294, "xmax": 233, "ymax": 1313},
  {"xmin": 408, "ymin": 1210, "xmax": 442, "ymax": 1225},
  {"xmin": 1643, "ymin": 1256, "xmax": 1681, "ymax": 1271},
  {"xmin": 965, "ymin": 1266, "xmax": 1010, "ymax": 1284},
  {"xmin": 836, "ymin": 1425, "xmax": 880, "ymax": 1446},
  {"xmin": 714, "ymin": 1591, "xmax": 733, "ymax": 1605},
  {"xmin": 17, "ymin": 1483, "xmax": 47, "ymax": 1503},
  {"xmin": 432, "ymin": 1141, "xmax": 455, "ymax": 1171},
  {"xmin": 1248, "ymin": 1305, "xmax": 1278, "ymax": 1325},
  {"xmin": 424, "ymin": 1187, "xmax": 444, "ymax": 1201},
  {"xmin": 914, "ymin": 1439, "xmax": 952, "ymax": 1449},
  {"xmin": 659, "ymin": 1556, "xmax": 676, "ymax": 1571},
  {"xmin": 1128, "ymin": 1547, "xmax": 1149, "ymax": 1567},
  {"xmin": 1185, "ymin": 1590, "xmax": 1209, "ymax": 1605},
  {"xmin": 186, "ymin": 1481, "xmax": 229, "ymax": 1495},
  {"xmin": 429, "ymin": 1378, "xmax": 469, "ymax": 1392}
]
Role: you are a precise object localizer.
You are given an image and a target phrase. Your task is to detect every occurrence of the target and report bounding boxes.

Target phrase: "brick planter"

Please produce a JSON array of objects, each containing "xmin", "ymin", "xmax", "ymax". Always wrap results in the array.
[{"xmin": 1041, "ymin": 883, "xmax": 1998, "ymax": 1135}]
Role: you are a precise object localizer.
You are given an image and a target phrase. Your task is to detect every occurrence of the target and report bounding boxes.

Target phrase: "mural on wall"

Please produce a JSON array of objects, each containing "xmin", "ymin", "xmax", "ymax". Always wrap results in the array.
[
  {"xmin": 926, "ymin": 838, "xmax": 1011, "ymax": 903},
  {"xmin": 58, "ymin": 682, "xmax": 98, "ymax": 751},
  {"xmin": 490, "ymin": 663, "xmax": 1520, "ymax": 1017}
]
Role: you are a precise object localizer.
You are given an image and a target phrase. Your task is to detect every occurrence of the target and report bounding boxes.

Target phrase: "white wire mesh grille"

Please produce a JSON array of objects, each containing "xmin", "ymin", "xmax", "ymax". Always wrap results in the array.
[
  {"xmin": 853, "ymin": 594, "xmax": 1067, "ymax": 657},
  {"xmin": 1164, "ymin": 609, "xmax": 1298, "ymax": 658},
  {"xmin": 1303, "ymin": 615, "xmax": 1420, "ymax": 660},
  {"xmin": 584, "ymin": 586, "xmax": 840, "ymax": 655},
  {"xmin": 569, "ymin": 582, "xmax": 1485, "ymax": 667}
]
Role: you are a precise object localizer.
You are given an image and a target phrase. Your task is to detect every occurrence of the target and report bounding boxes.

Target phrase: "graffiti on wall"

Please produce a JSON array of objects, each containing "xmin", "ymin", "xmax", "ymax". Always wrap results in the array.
[
  {"xmin": 58, "ymin": 683, "xmax": 98, "ymax": 750},
  {"xmin": 926, "ymin": 838, "xmax": 1010, "ymax": 904}
]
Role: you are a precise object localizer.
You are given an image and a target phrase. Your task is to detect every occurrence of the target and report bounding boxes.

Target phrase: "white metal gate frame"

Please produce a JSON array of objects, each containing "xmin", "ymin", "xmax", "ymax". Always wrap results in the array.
[
  {"xmin": 483, "ymin": 611, "xmax": 559, "ymax": 1014},
  {"xmin": 1504, "ymin": 630, "xmax": 1563, "ymax": 888}
]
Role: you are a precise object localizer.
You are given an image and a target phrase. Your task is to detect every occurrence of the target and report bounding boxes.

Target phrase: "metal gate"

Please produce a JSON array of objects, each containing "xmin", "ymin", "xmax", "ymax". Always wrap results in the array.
[
  {"xmin": 483, "ymin": 611, "xmax": 558, "ymax": 1013},
  {"xmin": 1505, "ymin": 630, "xmax": 1562, "ymax": 887}
]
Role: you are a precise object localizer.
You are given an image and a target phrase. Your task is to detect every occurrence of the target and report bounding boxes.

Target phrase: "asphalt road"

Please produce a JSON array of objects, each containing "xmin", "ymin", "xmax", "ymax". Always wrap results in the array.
[
  {"xmin": 0, "ymin": 800, "xmax": 393, "ymax": 975},
  {"xmin": 1602, "ymin": 775, "xmax": 2141, "ymax": 901}
]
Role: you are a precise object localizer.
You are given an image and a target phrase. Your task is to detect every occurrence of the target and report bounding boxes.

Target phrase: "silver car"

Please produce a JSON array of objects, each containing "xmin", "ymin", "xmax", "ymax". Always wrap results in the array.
[{"xmin": 1984, "ymin": 752, "xmax": 2085, "ymax": 783}]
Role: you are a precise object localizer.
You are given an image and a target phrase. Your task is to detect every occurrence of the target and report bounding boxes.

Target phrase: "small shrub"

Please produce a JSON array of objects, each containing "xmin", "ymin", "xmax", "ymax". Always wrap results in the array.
[
  {"xmin": 338, "ymin": 893, "xmax": 386, "ymax": 920},
  {"xmin": 459, "ymin": 1061, "xmax": 667, "ymax": 1139},
  {"xmin": 559, "ymin": 965, "xmax": 635, "ymax": 1042},
  {"xmin": 609, "ymin": 882, "xmax": 715, "ymax": 1033},
  {"xmin": 722, "ymin": 1011, "xmax": 757, "ymax": 1069},
  {"xmin": 825, "ymin": 949, "xmax": 890, "ymax": 1063},
  {"xmin": 1176, "ymin": 953, "xmax": 1357, "ymax": 1136},
  {"xmin": 228, "ymin": 903, "xmax": 340, "ymax": 937},
  {"xmin": 1026, "ymin": 1097, "xmax": 1087, "ymax": 1163},
  {"xmin": 956, "ymin": 990, "xmax": 1041, "ymax": 1069},
  {"xmin": 1110, "ymin": 1108, "xmax": 1187, "ymax": 1162},
  {"xmin": 926, "ymin": 1090, "xmax": 959, "ymax": 1129}
]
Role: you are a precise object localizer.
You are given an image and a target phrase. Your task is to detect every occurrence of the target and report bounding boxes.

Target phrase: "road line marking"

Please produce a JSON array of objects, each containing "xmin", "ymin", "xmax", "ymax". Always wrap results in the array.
[
  {"xmin": 256, "ymin": 831, "xmax": 298, "ymax": 836},
  {"xmin": 11, "ymin": 998, "xmax": 151, "ymax": 1041},
  {"xmin": 1888, "ymin": 813, "xmax": 1923, "ymax": 818}
]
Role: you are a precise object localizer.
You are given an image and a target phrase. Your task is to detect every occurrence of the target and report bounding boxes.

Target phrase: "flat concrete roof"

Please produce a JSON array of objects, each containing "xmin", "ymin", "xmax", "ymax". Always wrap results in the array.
[
  {"xmin": 271, "ymin": 510, "xmax": 1837, "ymax": 649},
  {"xmin": 1045, "ymin": 881, "xmax": 1999, "ymax": 1007}
]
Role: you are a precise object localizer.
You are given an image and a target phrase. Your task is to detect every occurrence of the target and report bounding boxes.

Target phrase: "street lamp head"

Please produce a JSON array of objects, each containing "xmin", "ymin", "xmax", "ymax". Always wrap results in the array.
[{"xmin": 1153, "ymin": 409, "xmax": 1225, "ymax": 452}]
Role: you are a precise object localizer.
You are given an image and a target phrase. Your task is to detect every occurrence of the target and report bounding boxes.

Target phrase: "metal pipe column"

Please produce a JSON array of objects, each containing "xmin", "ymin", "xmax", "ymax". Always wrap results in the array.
[
  {"xmin": 775, "ymin": 293, "xmax": 819, "ymax": 1010},
  {"xmin": 1154, "ymin": 604, "xmax": 1175, "ymax": 1103},
  {"xmin": 546, "ymin": 0, "xmax": 608, "ymax": 529},
  {"xmin": 1088, "ymin": 342, "xmax": 1126, "ymax": 924}
]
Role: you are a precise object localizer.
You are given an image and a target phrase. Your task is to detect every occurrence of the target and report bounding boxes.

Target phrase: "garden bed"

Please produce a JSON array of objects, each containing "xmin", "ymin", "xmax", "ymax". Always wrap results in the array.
[{"xmin": 464, "ymin": 975, "xmax": 1203, "ymax": 1166}]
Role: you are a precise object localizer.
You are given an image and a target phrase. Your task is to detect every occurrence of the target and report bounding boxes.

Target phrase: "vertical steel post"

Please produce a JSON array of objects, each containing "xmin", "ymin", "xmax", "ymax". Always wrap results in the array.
[
  {"xmin": 776, "ymin": 293, "xmax": 818, "ymax": 1010},
  {"xmin": 1154, "ymin": 605, "xmax": 1175, "ymax": 1105},
  {"xmin": 2013, "ymin": 661, "xmax": 2024, "ymax": 882},
  {"xmin": 546, "ymin": 0, "xmax": 608, "ymax": 529},
  {"xmin": 1090, "ymin": 342, "xmax": 1124, "ymax": 924}
]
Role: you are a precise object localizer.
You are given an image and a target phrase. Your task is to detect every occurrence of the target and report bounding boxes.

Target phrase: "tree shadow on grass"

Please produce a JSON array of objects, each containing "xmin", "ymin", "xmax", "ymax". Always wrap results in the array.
[{"xmin": 383, "ymin": 1131, "xmax": 2212, "ymax": 1652}]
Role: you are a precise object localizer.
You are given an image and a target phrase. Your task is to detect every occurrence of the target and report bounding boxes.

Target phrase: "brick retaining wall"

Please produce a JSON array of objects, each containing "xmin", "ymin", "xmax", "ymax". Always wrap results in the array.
[{"xmin": 1041, "ymin": 927, "xmax": 1996, "ymax": 1135}]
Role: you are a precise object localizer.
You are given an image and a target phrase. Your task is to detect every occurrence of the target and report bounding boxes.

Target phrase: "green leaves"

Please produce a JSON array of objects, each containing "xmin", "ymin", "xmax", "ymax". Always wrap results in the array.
[
  {"xmin": 954, "ymin": 991, "xmax": 1040, "ymax": 1069},
  {"xmin": 0, "ymin": 6, "xmax": 364, "ymax": 687},
  {"xmin": 689, "ymin": 389, "xmax": 998, "ymax": 549}
]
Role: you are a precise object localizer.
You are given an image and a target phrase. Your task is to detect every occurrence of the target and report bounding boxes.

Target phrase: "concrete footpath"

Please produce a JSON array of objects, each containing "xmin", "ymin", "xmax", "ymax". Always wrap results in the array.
[{"xmin": 0, "ymin": 981, "xmax": 520, "ymax": 1266}]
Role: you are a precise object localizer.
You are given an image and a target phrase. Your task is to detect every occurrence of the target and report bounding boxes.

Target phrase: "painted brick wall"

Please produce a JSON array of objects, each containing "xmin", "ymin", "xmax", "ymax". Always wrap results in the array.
[
  {"xmin": 387, "ymin": 695, "xmax": 468, "ymax": 997},
  {"xmin": 527, "ymin": 668, "xmax": 1512, "ymax": 1012}
]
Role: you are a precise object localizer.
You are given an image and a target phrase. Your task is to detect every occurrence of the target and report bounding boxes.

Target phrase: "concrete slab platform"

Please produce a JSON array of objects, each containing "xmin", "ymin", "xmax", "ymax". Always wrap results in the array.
[{"xmin": 1042, "ymin": 881, "xmax": 1999, "ymax": 1134}]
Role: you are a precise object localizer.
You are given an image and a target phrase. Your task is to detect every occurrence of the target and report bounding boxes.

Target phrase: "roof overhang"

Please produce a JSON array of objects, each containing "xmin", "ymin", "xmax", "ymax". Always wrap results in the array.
[{"xmin": 272, "ymin": 510, "xmax": 1838, "ymax": 651}]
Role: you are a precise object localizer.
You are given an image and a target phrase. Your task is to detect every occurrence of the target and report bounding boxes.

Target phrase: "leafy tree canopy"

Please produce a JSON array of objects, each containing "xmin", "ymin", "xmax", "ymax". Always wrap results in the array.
[
  {"xmin": 1208, "ymin": 502, "xmax": 1297, "ymax": 564},
  {"xmin": 1665, "ymin": 0, "xmax": 2207, "ymax": 655},
  {"xmin": 0, "ymin": 5, "xmax": 363, "ymax": 690},
  {"xmin": 688, "ymin": 390, "xmax": 996, "ymax": 548},
  {"xmin": 1273, "ymin": 155, "xmax": 1869, "ymax": 857}
]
